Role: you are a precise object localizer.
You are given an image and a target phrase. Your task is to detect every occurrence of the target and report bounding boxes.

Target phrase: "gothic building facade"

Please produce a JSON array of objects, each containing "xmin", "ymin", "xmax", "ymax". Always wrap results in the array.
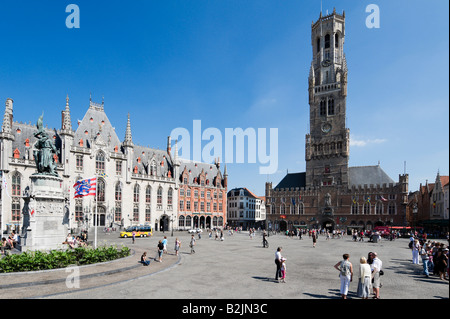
[
  {"xmin": 265, "ymin": 10, "xmax": 409, "ymax": 233},
  {"xmin": 0, "ymin": 96, "xmax": 227, "ymax": 234}
]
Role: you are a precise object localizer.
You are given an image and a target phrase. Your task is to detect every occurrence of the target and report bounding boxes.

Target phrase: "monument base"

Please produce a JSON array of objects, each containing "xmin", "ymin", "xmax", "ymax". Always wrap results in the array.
[{"xmin": 21, "ymin": 174, "xmax": 68, "ymax": 252}]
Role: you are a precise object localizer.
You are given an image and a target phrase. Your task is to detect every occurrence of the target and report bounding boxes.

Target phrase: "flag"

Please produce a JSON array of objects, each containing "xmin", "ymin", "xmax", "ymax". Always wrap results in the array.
[
  {"xmin": 2, "ymin": 174, "xmax": 10, "ymax": 198},
  {"xmin": 29, "ymin": 207, "xmax": 35, "ymax": 216},
  {"xmin": 292, "ymin": 198, "xmax": 296, "ymax": 206},
  {"xmin": 380, "ymin": 196, "xmax": 388, "ymax": 202},
  {"xmin": 73, "ymin": 177, "xmax": 97, "ymax": 198},
  {"xmin": 98, "ymin": 172, "xmax": 108, "ymax": 179}
]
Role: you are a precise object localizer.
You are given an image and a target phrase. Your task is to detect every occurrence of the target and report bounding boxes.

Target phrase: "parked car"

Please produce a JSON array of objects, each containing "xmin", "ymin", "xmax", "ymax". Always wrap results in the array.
[{"xmin": 187, "ymin": 228, "xmax": 203, "ymax": 234}]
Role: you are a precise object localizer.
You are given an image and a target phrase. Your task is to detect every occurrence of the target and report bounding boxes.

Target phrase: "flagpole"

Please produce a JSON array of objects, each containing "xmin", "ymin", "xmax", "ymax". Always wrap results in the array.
[{"xmin": 95, "ymin": 175, "xmax": 98, "ymax": 249}]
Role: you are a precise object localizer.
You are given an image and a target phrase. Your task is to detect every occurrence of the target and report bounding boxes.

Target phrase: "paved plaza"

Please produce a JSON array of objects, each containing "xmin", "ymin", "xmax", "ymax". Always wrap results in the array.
[{"xmin": 0, "ymin": 230, "xmax": 448, "ymax": 300}]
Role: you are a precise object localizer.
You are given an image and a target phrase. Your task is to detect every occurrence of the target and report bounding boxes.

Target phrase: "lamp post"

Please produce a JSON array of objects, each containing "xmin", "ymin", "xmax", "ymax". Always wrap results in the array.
[{"xmin": 171, "ymin": 213, "xmax": 174, "ymax": 237}]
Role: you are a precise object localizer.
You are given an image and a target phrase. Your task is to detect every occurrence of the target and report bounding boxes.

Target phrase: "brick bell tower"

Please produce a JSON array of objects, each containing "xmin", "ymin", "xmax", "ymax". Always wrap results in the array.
[{"xmin": 305, "ymin": 9, "xmax": 350, "ymax": 188}]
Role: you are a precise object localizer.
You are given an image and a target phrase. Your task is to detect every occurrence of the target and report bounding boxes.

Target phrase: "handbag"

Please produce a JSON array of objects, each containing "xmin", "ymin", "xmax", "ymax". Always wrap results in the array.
[{"xmin": 379, "ymin": 270, "xmax": 384, "ymax": 276}]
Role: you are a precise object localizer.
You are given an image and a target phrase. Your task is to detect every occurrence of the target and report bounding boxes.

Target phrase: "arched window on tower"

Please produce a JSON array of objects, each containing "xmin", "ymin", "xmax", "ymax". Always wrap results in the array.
[
  {"xmin": 320, "ymin": 100, "xmax": 326, "ymax": 116},
  {"xmin": 335, "ymin": 33, "xmax": 339, "ymax": 48},
  {"xmin": 325, "ymin": 34, "xmax": 330, "ymax": 49},
  {"xmin": 317, "ymin": 38, "xmax": 320, "ymax": 53},
  {"xmin": 328, "ymin": 98, "xmax": 335, "ymax": 115}
]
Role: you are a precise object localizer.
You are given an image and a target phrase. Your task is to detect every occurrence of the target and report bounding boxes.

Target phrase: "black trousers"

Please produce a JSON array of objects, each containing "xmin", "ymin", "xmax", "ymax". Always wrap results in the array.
[{"xmin": 275, "ymin": 259, "xmax": 281, "ymax": 279}]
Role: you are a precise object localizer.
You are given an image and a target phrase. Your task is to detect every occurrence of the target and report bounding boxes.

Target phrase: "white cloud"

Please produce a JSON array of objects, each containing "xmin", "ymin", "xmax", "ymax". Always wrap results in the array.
[{"xmin": 350, "ymin": 136, "xmax": 387, "ymax": 147}]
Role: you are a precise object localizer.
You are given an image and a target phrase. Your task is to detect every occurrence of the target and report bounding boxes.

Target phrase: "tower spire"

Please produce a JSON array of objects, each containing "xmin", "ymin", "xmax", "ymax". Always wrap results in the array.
[
  {"xmin": 1, "ymin": 98, "xmax": 13, "ymax": 136},
  {"xmin": 61, "ymin": 94, "xmax": 73, "ymax": 132},
  {"xmin": 123, "ymin": 112, "xmax": 133, "ymax": 147}
]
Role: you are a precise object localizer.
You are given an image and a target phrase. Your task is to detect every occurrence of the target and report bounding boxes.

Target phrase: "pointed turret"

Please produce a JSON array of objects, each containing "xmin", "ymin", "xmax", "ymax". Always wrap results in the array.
[
  {"xmin": 1, "ymin": 98, "xmax": 14, "ymax": 137},
  {"xmin": 123, "ymin": 113, "xmax": 133, "ymax": 148},
  {"xmin": 61, "ymin": 95, "xmax": 74, "ymax": 135}
]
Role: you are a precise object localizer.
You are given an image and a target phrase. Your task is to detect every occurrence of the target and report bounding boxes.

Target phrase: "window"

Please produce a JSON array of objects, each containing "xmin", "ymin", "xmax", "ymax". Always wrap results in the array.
[
  {"xmin": 335, "ymin": 33, "xmax": 339, "ymax": 48},
  {"xmin": 95, "ymin": 151, "xmax": 105, "ymax": 174},
  {"xmin": 150, "ymin": 161, "xmax": 157, "ymax": 176},
  {"xmin": 168, "ymin": 188, "xmax": 173, "ymax": 206},
  {"xmin": 363, "ymin": 202, "xmax": 370, "ymax": 215},
  {"xmin": 146, "ymin": 186, "xmax": 151, "ymax": 203},
  {"xmin": 388, "ymin": 202, "xmax": 396, "ymax": 215},
  {"xmin": 115, "ymin": 182, "xmax": 122, "ymax": 201},
  {"xmin": 12, "ymin": 200, "xmax": 20, "ymax": 221},
  {"xmin": 376, "ymin": 202, "xmax": 383, "ymax": 215},
  {"xmin": 116, "ymin": 160, "xmax": 122, "ymax": 175},
  {"xmin": 157, "ymin": 187, "xmax": 163, "ymax": 205},
  {"xmin": 186, "ymin": 200, "xmax": 191, "ymax": 210},
  {"xmin": 12, "ymin": 173, "xmax": 21, "ymax": 197},
  {"xmin": 179, "ymin": 215, "xmax": 185, "ymax": 228},
  {"xmin": 115, "ymin": 203, "xmax": 122, "ymax": 222},
  {"xmin": 76, "ymin": 155, "xmax": 83, "ymax": 171},
  {"xmin": 320, "ymin": 100, "xmax": 326, "ymax": 116},
  {"xmin": 298, "ymin": 203, "xmax": 304, "ymax": 215},
  {"xmin": 185, "ymin": 215, "xmax": 192, "ymax": 227},
  {"xmin": 133, "ymin": 205, "xmax": 139, "ymax": 222},
  {"xmin": 328, "ymin": 98, "xmax": 335, "ymax": 115},
  {"xmin": 75, "ymin": 199, "xmax": 83, "ymax": 221},
  {"xmin": 145, "ymin": 206, "xmax": 151, "ymax": 223},
  {"xmin": 133, "ymin": 184, "xmax": 140, "ymax": 203},
  {"xmin": 325, "ymin": 34, "xmax": 330, "ymax": 49},
  {"xmin": 180, "ymin": 200, "xmax": 184, "ymax": 211},
  {"xmin": 351, "ymin": 202, "xmax": 358, "ymax": 215},
  {"xmin": 97, "ymin": 179, "xmax": 105, "ymax": 202}
]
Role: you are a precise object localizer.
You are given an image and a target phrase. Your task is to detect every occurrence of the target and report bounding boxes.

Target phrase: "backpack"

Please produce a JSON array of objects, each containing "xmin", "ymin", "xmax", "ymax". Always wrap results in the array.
[{"xmin": 340, "ymin": 260, "xmax": 351, "ymax": 276}]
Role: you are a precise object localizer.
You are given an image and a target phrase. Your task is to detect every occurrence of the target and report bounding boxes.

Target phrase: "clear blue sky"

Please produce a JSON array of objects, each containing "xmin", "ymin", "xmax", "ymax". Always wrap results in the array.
[{"xmin": 0, "ymin": 0, "xmax": 448, "ymax": 195}]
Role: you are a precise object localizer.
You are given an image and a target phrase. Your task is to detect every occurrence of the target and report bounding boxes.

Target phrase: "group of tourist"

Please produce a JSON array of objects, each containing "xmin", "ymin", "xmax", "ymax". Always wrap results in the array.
[
  {"xmin": 1, "ymin": 231, "xmax": 19, "ymax": 255},
  {"xmin": 411, "ymin": 236, "xmax": 449, "ymax": 280},
  {"xmin": 62, "ymin": 233, "xmax": 88, "ymax": 249},
  {"xmin": 333, "ymin": 251, "xmax": 383, "ymax": 299}
]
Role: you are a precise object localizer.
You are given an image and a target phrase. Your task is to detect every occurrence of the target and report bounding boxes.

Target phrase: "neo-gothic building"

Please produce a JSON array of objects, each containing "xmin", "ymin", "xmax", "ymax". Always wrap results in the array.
[
  {"xmin": 265, "ymin": 10, "xmax": 409, "ymax": 232},
  {"xmin": 0, "ymin": 96, "xmax": 227, "ymax": 234}
]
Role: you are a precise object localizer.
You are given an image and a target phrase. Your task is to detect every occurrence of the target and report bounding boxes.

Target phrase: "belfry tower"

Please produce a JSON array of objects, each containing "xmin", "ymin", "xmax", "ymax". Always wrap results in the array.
[{"xmin": 305, "ymin": 9, "xmax": 350, "ymax": 188}]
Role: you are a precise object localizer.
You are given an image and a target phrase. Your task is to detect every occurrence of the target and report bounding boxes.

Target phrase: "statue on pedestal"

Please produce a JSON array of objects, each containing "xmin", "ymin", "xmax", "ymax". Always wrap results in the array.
[{"xmin": 33, "ymin": 113, "xmax": 59, "ymax": 177}]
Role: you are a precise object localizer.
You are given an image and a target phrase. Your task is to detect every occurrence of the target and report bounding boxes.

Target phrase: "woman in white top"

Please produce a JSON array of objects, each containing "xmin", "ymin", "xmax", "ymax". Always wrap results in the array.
[
  {"xmin": 412, "ymin": 239, "xmax": 420, "ymax": 264},
  {"xmin": 357, "ymin": 256, "xmax": 372, "ymax": 299}
]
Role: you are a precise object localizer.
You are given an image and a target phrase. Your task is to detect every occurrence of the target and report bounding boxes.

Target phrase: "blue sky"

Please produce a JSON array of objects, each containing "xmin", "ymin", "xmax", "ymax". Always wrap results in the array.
[{"xmin": 0, "ymin": 0, "xmax": 448, "ymax": 195}]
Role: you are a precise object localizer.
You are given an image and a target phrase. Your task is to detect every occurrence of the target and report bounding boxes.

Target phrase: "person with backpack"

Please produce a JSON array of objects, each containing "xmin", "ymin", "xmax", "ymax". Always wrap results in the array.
[{"xmin": 334, "ymin": 253, "xmax": 353, "ymax": 299}]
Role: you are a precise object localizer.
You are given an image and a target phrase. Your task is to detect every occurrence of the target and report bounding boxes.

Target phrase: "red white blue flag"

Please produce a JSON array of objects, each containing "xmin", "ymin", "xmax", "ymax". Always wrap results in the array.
[{"xmin": 73, "ymin": 177, "xmax": 97, "ymax": 198}]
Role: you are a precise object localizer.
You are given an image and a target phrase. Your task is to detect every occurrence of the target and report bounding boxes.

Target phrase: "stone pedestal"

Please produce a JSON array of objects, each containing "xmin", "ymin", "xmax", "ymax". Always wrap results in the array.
[{"xmin": 21, "ymin": 174, "xmax": 68, "ymax": 252}]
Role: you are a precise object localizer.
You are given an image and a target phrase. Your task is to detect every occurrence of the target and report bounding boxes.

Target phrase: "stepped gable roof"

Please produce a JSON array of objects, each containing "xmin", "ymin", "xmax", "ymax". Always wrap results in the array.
[
  {"xmin": 179, "ymin": 158, "xmax": 223, "ymax": 187},
  {"xmin": 274, "ymin": 172, "xmax": 306, "ymax": 190},
  {"xmin": 348, "ymin": 165, "xmax": 394, "ymax": 186},
  {"xmin": 73, "ymin": 101, "xmax": 121, "ymax": 152}
]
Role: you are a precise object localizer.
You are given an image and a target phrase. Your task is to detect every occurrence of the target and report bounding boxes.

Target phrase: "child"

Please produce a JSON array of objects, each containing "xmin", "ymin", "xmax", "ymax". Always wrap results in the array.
[
  {"xmin": 141, "ymin": 252, "xmax": 150, "ymax": 266},
  {"xmin": 280, "ymin": 257, "xmax": 287, "ymax": 283}
]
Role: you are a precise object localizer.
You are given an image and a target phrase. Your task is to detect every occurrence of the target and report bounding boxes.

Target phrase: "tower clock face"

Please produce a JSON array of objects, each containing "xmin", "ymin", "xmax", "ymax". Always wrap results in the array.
[{"xmin": 321, "ymin": 123, "xmax": 332, "ymax": 133}]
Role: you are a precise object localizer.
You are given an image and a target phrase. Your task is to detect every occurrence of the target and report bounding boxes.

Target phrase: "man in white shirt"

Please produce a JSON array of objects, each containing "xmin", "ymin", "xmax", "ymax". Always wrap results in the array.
[
  {"xmin": 275, "ymin": 247, "xmax": 283, "ymax": 281},
  {"xmin": 371, "ymin": 252, "xmax": 383, "ymax": 299}
]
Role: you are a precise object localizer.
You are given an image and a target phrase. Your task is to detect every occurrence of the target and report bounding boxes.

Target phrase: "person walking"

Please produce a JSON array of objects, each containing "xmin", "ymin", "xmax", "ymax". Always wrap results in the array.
[
  {"xmin": 312, "ymin": 231, "xmax": 317, "ymax": 248},
  {"xmin": 357, "ymin": 256, "xmax": 371, "ymax": 299},
  {"xmin": 157, "ymin": 240, "xmax": 164, "ymax": 262},
  {"xmin": 334, "ymin": 253, "xmax": 353, "ymax": 299},
  {"xmin": 189, "ymin": 234, "xmax": 196, "ymax": 254},
  {"xmin": 162, "ymin": 236, "xmax": 168, "ymax": 254},
  {"xmin": 371, "ymin": 252, "xmax": 383, "ymax": 299},
  {"xmin": 132, "ymin": 230, "xmax": 136, "ymax": 244},
  {"xmin": 174, "ymin": 238, "xmax": 181, "ymax": 256},
  {"xmin": 275, "ymin": 247, "xmax": 283, "ymax": 281},
  {"xmin": 435, "ymin": 248, "xmax": 448, "ymax": 280}
]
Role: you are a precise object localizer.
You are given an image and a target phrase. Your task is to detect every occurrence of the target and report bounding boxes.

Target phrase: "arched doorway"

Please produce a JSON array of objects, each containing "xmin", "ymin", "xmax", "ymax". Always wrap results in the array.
[
  {"xmin": 95, "ymin": 206, "xmax": 106, "ymax": 227},
  {"xmin": 200, "ymin": 216, "xmax": 205, "ymax": 229},
  {"xmin": 206, "ymin": 216, "xmax": 211, "ymax": 229},
  {"xmin": 279, "ymin": 220, "xmax": 288, "ymax": 232},
  {"xmin": 322, "ymin": 219, "xmax": 335, "ymax": 232},
  {"xmin": 160, "ymin": 215, "xmax": 169, "ymax": 231}
]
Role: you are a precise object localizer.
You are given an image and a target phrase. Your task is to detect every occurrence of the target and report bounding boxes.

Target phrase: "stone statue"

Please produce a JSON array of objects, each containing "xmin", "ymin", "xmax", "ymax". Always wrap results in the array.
[
  {"xmin": 33, "ymin": 113, "xmax": 59, "ymax": 176},
  {"xmin": 324, "ymin": 193, "xmax": 331, "ymax": 207}
]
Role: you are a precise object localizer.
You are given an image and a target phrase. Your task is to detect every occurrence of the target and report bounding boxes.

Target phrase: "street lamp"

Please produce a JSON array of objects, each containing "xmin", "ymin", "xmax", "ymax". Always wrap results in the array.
[{"xmin": 171, "ymin": 213, "xmax": 174, "ymax": 237}]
